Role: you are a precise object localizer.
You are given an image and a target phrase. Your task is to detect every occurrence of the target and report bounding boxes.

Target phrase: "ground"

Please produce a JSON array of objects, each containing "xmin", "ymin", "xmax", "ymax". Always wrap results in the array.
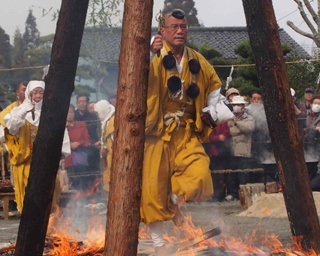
[{"xmin": 0, "ymin": 196, "xmax": 298, "ymax": 255}]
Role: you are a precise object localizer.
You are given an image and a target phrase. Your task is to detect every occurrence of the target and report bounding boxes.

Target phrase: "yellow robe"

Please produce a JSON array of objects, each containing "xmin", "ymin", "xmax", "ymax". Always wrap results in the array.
[
  {"xmin": 0, "ymin": 101, "xmax": 19, "ymax": 126},
  {"xmin": 140, "ymin": 43, "xmax": 222, "ymax": 224},
  {"xmin": 4, "ymin": 120, "xmax": 35, "ymax": 212},
  {"xmin": 101, "ymin": 115, "xmax": 115, "ymax": 192},
  {"xmin": 0, "ymin": 101, "xmax": 30, "ymax": 212}
]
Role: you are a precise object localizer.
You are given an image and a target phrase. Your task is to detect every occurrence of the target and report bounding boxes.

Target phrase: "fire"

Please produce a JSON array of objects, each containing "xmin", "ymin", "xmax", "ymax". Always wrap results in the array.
[
  {"xmin": 46, "ymin": 208, "xmax": 105, "ymax": 255},
  {"xmin": 74, "ymin": 178, "xmax": 102, "ymax": 198},
  {"xmin": 1, "ymin": 199, "xmax": 319, "ymax": 255}
]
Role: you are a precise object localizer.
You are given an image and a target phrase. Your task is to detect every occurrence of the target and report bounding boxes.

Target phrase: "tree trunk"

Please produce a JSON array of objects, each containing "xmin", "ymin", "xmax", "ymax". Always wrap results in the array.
[
  {"xmin": 104, "ymin": 1, "xmax": 153, "ymax": 255},
  {"xmin": 14, "ymin": 1, "xmax": 89, "ymax": 255},
  {"xmin": 242, "ymin": 0, "xmax": 320, "ymax": 253}
]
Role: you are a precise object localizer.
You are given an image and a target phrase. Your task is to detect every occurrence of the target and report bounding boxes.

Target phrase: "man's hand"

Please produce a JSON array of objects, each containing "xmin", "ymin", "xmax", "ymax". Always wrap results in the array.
[
  {"xmin": 201, "ymin": 111, "xmax": 216, "ymax": 129},
  {"xmin": 150, "ymin": 34, "xmax": 163, "ymax": 54}
]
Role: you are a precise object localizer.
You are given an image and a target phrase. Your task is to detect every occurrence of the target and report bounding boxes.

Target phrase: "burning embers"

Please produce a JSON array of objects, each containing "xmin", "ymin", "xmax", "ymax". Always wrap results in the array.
[{"xmin": 0, "ymin": 201, "xmax": 319, "ymax": 255}]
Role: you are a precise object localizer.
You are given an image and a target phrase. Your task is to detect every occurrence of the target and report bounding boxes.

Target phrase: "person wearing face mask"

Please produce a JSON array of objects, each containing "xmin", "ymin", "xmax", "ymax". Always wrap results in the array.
[
  {"xmin": 3, "ymin": 80, "xmax": 71, "ymax": 213},
  {"xmin": 225, "ymin": 95, "xmax": 255, "ymax": 201},
  {"xmin": 304, "ymin": 95, "xmax": 320, "ymax": 157},
  {"xmin": 304, "ymin": 95, "xmax": 320, "ymax": 191}
]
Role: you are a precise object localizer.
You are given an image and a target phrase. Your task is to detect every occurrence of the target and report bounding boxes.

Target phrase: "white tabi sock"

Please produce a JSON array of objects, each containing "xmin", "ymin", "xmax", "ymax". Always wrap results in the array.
[{"xmin": 149, "ymin": 222, "xmax": 165, "ymax": 248}]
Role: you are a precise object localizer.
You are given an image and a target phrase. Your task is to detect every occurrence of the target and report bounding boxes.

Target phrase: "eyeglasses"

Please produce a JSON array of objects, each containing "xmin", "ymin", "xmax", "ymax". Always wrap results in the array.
[{"xmin": 164, "ymin": 24, "xmax": 188, "ymax": 32}]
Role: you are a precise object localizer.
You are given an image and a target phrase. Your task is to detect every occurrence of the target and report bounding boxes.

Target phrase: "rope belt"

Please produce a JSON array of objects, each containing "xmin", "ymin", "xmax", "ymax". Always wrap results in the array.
[{"xmin": 164, "ymin": 110, "xmax": 185, "ymax": 130}]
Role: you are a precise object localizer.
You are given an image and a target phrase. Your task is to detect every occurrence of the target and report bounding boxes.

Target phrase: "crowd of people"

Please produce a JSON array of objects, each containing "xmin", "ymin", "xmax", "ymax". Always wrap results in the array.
[
  {"xmin": 205, "ymin": 86, "xmax": 320, "ymax": 202},
  {"xmin": 0, "ymin": 8, "xmax": 320, "ymax": 256}
]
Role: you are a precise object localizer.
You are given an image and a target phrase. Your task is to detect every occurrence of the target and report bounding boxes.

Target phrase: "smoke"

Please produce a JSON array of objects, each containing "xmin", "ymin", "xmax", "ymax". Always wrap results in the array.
[{"xmin": 246, "ymin": 103, "xmax": 320, "ymax": 164}]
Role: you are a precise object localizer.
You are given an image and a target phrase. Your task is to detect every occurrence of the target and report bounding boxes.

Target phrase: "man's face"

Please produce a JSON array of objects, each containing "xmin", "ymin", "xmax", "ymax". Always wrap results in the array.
[
  {"xmin": 16, "ymin": 84, "xmax": 26, "ymax": 102},
  {"xmin": 250, "ymin": 93, "xmax": 262, "ymax": 104},
  {"xmin": 161, "ymin": 15, "xmax": 188, "ymax": 49},
  {"xmin": 76, "ymin": 96, "xmax": 88, "ymax": 111},
  {"xmin": 304, "ymin": 92, "xmax": 314, "ymax": 101}
]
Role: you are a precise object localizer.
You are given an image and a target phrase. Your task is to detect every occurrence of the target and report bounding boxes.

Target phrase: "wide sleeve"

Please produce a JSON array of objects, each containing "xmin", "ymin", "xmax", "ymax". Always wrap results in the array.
[
  {"xmin": 0, "ymin": 125, "xmax": 5, "ymax": 142},
  {"xmin": 61, "ymin": 128, "xmax": 71, "ymax": 157},
  {"xmin": 145, "ymin": 56, "xmax": 163, "ymax": 136},
  {"xmin": 4, "ymin": 102, "xmax": 31, "ymax": 136}
]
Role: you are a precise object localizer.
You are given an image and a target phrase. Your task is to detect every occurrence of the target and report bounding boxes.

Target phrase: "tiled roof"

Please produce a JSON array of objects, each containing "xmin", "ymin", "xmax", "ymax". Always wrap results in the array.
[{"xmin": 81, "ymin": 26, "xmax": 310, "ymax": 63}]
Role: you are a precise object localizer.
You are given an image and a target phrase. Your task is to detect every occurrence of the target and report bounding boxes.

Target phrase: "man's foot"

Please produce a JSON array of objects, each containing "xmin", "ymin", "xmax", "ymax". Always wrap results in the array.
[
  {"xmin": 8, "ymin": 211, "xmax": 18, "ymax": 217},
  {"xmin": 155, "ymin": 245, "xmax": 170, "ymax": 256},
  {"xmin": 225, "ymin": 194, "xmax": 237, "ymax": 201},
  {"xmin": 172, "ymin": 204, "xmax": 184, "ymax": 227}
]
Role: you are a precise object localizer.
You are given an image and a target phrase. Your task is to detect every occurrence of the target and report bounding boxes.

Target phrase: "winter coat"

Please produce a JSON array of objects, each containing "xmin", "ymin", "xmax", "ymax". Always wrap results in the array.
[{"xmin": 228, "ymin": 112, "xmax": 255, "ymax": 158}]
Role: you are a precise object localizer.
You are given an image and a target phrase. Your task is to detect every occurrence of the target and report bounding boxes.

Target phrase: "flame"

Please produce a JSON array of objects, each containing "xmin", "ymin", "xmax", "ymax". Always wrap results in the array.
[
  {"xmin": 1, "ymin": 213, "xmax": 319, "ymax": 255},
  {"xmin": 75, "ymin": 178, "xmax": 102, "ymax": 198},
  {"xmin": 45, "ymin": 208, "xmax": 320, "ymax": 256},
  {"xmin": 2, "ymin": 196, "xmax": 319, "ymax": 255},
  {"xmin": 138, "ymin": 225, "xmax": 150, "ymax": 239}
]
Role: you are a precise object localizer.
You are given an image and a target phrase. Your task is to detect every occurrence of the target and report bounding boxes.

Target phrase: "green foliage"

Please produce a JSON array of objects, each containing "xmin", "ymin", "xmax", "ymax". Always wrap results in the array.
[
  {"xmin": 12, "ymin": 29, "xmax": 25, "ymax": 66},
  {"xmin": 22, "ymin": 10, "xmax": 40, "ymax": 50},
  {"xmin": 0, "ymin": 26, "xmax": 12, "ymax": 68},
  {"xmin": 6, "ymin": 92, "xmax": 17, "ymax": 103},
  {"xmin": 198, "ymin": 43, "xmax": 222, "ymax": 60},
  {"xmin": 40, "ymin": 34, "xmax": 54, "ymax": 44},
  {"xmin": 228, "ymin": 77, "xmax": 256, "ymax": 96},
  {"xmin": 286, "ymin": 57, "xmax": 320, "ymax": 101},
  {"xmin": 163, "ymin": 0, "xmax": 200, "ymax": 26},
  {"xmin": 234, "ymin": 40, "xmax": 254, "ymax": 61},
  {"xmin": 229, "ymin": 40, "xmax": 296, "ymax": 97}
]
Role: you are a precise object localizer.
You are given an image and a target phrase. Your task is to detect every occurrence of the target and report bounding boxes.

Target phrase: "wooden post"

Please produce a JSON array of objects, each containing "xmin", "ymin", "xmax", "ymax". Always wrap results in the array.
[
  {"xmin": 104, "ymin": 1, "xmax": 152, "ymax": 255},
  {"xmin": 14, "ymin": 1, "xmax": 89, "ymax": 255},
  {"xmin": 242, "ymin": 0, "xmax": 320, "ymax": 252}
]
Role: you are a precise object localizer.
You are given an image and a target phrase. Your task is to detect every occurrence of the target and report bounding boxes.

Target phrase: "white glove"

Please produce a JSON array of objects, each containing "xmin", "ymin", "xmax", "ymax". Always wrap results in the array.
[{"xmin": 202, "ymin": 106, "xmax": 217, "ymax": 121}]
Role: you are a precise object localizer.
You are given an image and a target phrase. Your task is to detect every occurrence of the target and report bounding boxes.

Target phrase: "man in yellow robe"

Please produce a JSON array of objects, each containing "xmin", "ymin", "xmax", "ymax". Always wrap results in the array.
[
  {"xmin": 0, "ymin": 81, "xmax": 27, "ymax": 214},
  {"xmin": 140, "ymin": 9, "xmax": 227, "ymax": 255}
]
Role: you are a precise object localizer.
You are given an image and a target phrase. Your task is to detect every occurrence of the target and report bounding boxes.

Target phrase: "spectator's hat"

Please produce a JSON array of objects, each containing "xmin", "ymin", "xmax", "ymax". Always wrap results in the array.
[
  {"xmin": 305, "ymin": 87, "xmax": 314, "ymax": 94},
  {"xmin": 225, "ymin": 88, "xmax": 240, "ymax": 99},
  {"xmin": 230, "ymin": 95, "xmax": 247, "ymax": 105}
]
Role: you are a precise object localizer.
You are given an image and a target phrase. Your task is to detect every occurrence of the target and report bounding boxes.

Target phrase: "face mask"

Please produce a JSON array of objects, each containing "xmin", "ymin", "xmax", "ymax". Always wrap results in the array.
[
  {"xmin": 312, "ymin": 104, "xmax": 320, "ymax": 113},
  {"xmin": 233, "ymin": 106, "xmax": 243, "ymax": 114}
]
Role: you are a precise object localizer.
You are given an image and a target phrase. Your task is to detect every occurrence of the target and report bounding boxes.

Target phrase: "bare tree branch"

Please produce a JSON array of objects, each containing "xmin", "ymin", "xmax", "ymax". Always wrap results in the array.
[
  {"xmin": 293, "ymin": 0, "xmax": 318, "ymax": 34},
  {"xmin": 303, "ymin": 0, "xmax": 319, "ymax": 23},
  {"xmin": 287, "ymin": 0, "xmax": 320, "ymax": 48},
  {"xmin": 287, "ymin": 20, "xmax": 315, "ymax": 39}
]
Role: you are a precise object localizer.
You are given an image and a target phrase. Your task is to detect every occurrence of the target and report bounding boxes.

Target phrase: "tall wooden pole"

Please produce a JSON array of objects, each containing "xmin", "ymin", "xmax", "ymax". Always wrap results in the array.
[
  {"xmin": 104, "ymin": 0, "xmax": 153, "ymax": 255},
  {"xmin": 242, "ymin": 0, "xmax": 320, "ymax": 252},
  {"xmin": 14, "ymin": 1, "xmax": 89, "ymax": 255}
]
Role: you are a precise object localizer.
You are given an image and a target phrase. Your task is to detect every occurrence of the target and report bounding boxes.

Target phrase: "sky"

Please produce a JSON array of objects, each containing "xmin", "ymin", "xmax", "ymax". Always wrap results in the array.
[{"xmin": 0, "ymin": 0, "xmax": 317, "ymax": 53}]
